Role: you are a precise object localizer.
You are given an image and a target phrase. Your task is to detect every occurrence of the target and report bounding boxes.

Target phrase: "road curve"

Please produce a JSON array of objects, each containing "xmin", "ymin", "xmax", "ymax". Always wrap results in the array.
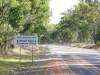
[
  {"xmin": 40, "ymin": 45, "xmax": 100, "ymax": 75},
  {"xmin": 15, "ymin": 45, "xmax": 100, "ymax": 75}
]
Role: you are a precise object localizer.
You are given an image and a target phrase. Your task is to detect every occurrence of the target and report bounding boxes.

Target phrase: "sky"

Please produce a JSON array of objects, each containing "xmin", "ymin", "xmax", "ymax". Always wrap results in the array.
[{"xmin": 49, "ymin": 0, "xmax": 79, "ymax": 24}]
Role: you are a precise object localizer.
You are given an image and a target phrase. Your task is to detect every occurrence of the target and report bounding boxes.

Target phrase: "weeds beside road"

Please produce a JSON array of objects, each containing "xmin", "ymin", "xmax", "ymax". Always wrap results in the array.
[
  {"xmin": 54, "ymin": 43, "xmax": 100, "ymax": 51},
  {"xmin": 0, "ymin": 46, "xmax": 50, "ymax": 75}
]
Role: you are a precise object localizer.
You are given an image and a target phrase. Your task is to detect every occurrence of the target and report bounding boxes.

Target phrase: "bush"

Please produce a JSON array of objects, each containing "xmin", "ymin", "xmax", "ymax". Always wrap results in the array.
[{"xmin": 96, "ymin": 41, "xmax": 100, "ymax": 46}]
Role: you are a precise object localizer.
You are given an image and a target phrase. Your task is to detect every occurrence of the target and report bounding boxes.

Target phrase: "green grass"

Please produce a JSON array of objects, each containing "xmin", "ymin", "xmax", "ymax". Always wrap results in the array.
[
  {"xmin": 0, "ymin": 46, "xmax": 50, "ymax": 75},
  {"xmin": 0, "ymin": 56, "xmax": 32, "ymax": 75}
]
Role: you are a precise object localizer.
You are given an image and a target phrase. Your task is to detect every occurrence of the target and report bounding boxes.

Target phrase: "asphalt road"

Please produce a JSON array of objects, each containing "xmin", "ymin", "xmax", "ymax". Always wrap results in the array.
[
  {"xmin": 45, "ymin": 45, "xmax": 100, "ymax": 75},
  {"xmin": 15, "ymin": 45, "xmax": 100, "ymax": 75}
]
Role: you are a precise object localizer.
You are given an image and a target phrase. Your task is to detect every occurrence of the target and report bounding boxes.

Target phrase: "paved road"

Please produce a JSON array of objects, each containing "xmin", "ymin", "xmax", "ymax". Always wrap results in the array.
[
  {"xmin": 44, "ymin": 45, "xmax": 100, "ymax": 75},
  {"xmin": 15, "ymin": 45, "xmax": 100, "ymax": 75}
]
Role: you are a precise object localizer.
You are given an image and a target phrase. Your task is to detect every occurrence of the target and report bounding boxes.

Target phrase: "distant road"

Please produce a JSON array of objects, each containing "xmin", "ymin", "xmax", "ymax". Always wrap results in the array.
[
  {"xmin": 38, "ymin": 45, "xmax": 100, "ymax": 75},
  {"xmin": 15, "ymin": 45, "xmax": 100, "ymax": 75}
]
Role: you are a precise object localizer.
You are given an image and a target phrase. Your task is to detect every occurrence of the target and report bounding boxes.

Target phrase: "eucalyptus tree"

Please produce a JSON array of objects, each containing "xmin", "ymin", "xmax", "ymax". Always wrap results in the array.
[
  {"xmin": 83, "ymin": 0, "xmax": 100, "ymax": 43},
  {"xmin": 0, "ymin": 0, "xmax": 30, "ymax": 50},
  {"xmin": 59, "ymin": 1, "xmax": 100, "ymax": 43},
  {"xmin": 76, "ymin": 2, "xmax": 99, "ymax": 43},
  {"xmin": 22, "ymin": 0, "xmax": 51, "ymax": 43},
  {"xmin": 0, "ymin": 0, "xmax": 51, "ymax": 51}
]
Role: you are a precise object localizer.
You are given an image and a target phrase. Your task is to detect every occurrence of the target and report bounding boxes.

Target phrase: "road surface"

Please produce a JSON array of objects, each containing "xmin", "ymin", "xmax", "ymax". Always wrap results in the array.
[{"xmin": 15, "ymin": 45, "xmax": 100, "ymax": 75}]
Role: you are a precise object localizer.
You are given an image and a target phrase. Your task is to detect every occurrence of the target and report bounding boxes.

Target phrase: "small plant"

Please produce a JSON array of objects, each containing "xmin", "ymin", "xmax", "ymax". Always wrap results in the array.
[{"xmin": 96, "ymin": 41, "xmax": 100, "ymax": 47}]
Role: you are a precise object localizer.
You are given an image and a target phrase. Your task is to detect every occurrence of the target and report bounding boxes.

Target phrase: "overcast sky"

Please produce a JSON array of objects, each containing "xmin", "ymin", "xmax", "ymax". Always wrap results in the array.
[{"xmin": 49, "ymin": 0, "xmax": 79, "ymax": 24}]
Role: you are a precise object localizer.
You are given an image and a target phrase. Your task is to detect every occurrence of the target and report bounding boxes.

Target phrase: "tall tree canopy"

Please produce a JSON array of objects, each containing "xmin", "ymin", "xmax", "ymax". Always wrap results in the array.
[
  {"xmin": 59, "ymin": 0, "xmax": 100, "ymax": 43},
  {"xmin": 0, "ymin": 0, "xmax": 51, "ymax": 51}
]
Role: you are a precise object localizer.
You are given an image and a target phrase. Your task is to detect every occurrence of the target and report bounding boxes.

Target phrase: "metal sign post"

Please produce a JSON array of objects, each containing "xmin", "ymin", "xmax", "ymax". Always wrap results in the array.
[
  {"xmin": 32, "ymin": 46, "xmax": 33, "ymax": 65},
  {"xmin": 20, "ymin": 46, "xmax": 22, "ymax": 65},
  {"xmin": 15, "ymin": 36, "xmax": 38, "ymax": 65}
]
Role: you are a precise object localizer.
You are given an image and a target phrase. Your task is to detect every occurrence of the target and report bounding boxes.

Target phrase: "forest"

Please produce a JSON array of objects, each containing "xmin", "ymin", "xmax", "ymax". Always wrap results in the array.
[
  {"xmin": 0, "ymin": 0, "xmax": 100, "ymax": 51},
  {"xmin": 42, "ymin": 0, "xmax": 100, "ymax": 45},
  {"xmin": 0, "ymin": 0, "xmax": 51, "ymax": 51}
]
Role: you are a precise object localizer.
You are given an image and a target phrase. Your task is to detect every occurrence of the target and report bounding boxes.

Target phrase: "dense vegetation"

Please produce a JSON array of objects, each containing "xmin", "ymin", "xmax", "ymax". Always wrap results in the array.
[
  {"xmin": 1, "ymin": 0, "xmax": 100, "ymax": 74},
  {"xmin": 0, "ymin": 0, "xmax": 51, "ymax": 51},
  {"xmin": 1, "ymin": 0, "xmax": 100, "ymax": 51},
  {"xmin": 42, "ymin": 0, "xmax": 100, "ymax": 44},
  {"xmin": 60, "ymin": 0, "xmax": 100, "ymax": 43}
]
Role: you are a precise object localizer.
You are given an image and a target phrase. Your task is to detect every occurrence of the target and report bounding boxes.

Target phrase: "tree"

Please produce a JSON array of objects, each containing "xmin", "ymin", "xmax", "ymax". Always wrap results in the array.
[
  {"xmin": 0, "ymin": 0, "xmax": 30, "ymax": 50},
  {"xmin": 22, "ymin": 0, "xmax": 51, "ymax": 41},
  {"xmin": 59, "ymin": 1, "xmax": 100, "ymax": 43},
  {"xmin": 0, "ymin": 0, "xmax": 51, "ymax": 51}
]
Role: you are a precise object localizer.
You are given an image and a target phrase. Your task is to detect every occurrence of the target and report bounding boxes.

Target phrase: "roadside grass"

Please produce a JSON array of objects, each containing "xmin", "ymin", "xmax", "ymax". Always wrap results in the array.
[
  {"xmin": 0, "ymin": 46, "xmax": 50, "ymax": 75},
  {"xmin": 62, "ymin": 43, "xmax": 100, "ymax": 51},
  {"xmin": 0, "ymin": 58, "xmax": 31, "ymax": 75}
]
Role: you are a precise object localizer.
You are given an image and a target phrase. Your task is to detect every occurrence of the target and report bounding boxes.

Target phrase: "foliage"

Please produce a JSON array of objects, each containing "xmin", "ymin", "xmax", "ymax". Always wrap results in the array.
[
  {"xmin": 50, "ymin": 25, "xmax": 61, "ymax": 42},
  {"xmin": 41, "ymin": 24, "xmax": 61, "ymax": 43},
  {"xmin": 0, "ymin": 46, "xmax": 50, "ymax": 75},
  {"xmin": 59, "ymin": 0, "xmax": 100, "ymax": 44},
  {"xmin": 0, "ymin": 0, "xmax": 51, "ymax": 51}
]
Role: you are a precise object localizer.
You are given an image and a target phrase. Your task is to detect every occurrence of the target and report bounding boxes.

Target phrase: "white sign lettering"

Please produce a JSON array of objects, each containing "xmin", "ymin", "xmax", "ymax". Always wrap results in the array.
[{"xmin": 15, "ymin": 36, "xmax": 38, "ymax": 46}]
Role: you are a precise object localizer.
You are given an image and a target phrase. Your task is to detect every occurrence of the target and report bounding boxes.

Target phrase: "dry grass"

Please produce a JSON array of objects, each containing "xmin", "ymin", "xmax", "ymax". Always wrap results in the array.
[
  {"xmin": 0, "ymin": 46, "xmax": 50, "ymax": 75},
  {"xmin": 66, "ymin": 43, "xmax": 100, "ymax": 50}
]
